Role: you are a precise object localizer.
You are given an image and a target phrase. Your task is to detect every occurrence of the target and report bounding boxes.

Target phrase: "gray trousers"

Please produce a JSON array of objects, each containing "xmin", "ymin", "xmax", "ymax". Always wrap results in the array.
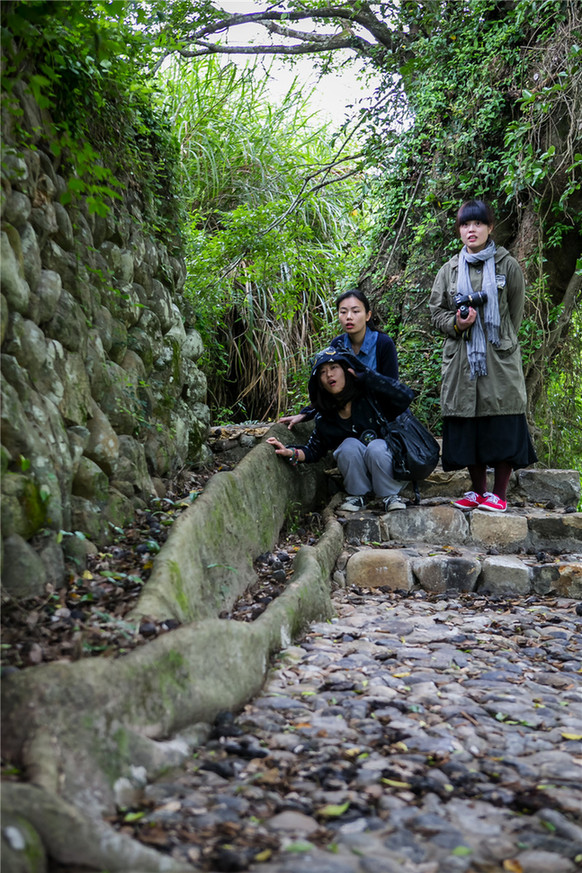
[{"xmin": 333, "ymin": 437, "xmax": 403, "ymax": 499}]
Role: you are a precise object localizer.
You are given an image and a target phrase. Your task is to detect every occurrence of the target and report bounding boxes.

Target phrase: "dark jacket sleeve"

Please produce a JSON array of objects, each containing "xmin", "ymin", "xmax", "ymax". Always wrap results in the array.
[
  {"xmin": 361, "ymin": 367, "xmax": 415, "ymax": 416},
  {"xmin": 375, "ymin": 332, "xmax": 399, "ymax": 379},
  {"xmin": 289, "ymin": 415, "xmax": 332, "ymax": 464}
]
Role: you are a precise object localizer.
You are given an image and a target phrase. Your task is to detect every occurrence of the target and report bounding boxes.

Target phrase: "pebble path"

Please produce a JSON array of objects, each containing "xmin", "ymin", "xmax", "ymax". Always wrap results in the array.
[{"xmin": 127, "ymin": 588, "xmax": 582, "ymax": 873}]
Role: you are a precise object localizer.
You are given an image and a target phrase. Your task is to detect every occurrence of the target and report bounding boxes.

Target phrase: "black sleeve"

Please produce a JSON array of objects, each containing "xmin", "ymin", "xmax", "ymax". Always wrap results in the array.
[
  {"xmin": 362, "ymin": 367, "xmax": 414, "ymax": 415},
  {"xmin": 375, "ymin": 332, "xmax": 399, "ymax": 380},
  {"xmin": 289, "ymin": 416, "xmax": 330, "ymax": 463}
]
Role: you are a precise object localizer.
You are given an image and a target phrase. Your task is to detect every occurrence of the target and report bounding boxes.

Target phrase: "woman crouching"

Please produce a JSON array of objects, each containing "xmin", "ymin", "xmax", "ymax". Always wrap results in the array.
[{"xmin": 267, "ymin": 347, "xmax": 414, "ymax": 513}]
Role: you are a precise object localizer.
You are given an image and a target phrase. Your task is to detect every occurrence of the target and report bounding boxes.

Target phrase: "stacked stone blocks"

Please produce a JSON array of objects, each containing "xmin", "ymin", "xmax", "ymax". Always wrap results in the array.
[{"xmin": 1, "ymin": 96, "xmax": 210, "ymax": 596}]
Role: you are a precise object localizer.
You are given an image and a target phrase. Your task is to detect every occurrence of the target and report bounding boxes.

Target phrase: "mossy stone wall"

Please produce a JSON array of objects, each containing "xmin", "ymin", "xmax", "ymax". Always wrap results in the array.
[{"xmin": 1, "ymin": 86, "xmax": 210, "ymax": 597}]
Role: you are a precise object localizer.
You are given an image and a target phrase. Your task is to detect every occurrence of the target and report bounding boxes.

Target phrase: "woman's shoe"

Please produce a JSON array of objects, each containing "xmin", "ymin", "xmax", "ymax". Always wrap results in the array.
[
  {"xmin": 452, "ymin": 491, "xmax": 484, "ymax": 509},
  {"xmin": 383, "ymin": 495, "xmax": 406, "ymax": 512},
  {"xmin": 339, "ymin": 495, "xmax": 365, "ymax": 512},
  {"xmin": 479, "ymin": 492, "xmax": 507, "ymax": 512}
]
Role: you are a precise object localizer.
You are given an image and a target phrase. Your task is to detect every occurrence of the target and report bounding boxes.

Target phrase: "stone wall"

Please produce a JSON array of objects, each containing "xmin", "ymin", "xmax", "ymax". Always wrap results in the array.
[{"xmin": 1, "ymin": 88, "xmax": 210, "ymax": 596}]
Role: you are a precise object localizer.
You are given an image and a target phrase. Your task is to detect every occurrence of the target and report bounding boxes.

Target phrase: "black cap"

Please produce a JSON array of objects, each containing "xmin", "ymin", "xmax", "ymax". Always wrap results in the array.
[{"xmin": 310, "ymin": 346, "xmax": 365, "ymax": 376}]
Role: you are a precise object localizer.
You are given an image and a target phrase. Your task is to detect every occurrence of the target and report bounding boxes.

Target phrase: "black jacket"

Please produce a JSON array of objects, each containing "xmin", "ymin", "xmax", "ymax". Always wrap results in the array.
[{"xmin": 295, "ymin": 366, "xmax": 414, "ymax": 464}]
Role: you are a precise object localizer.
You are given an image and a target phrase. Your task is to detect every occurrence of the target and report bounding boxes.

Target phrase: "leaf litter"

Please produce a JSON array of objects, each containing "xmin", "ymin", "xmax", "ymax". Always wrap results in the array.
[{"xmin": 0, "ymin": 458, "xmax": 322, "ymax": 672}]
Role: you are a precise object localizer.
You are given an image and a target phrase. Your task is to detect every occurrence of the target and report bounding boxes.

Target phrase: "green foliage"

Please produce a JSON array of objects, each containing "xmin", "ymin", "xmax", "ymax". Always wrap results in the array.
[
  {"xmin": 1, "ymin": 0, "xmax": 183, "ymax": 238},
  {"xmin": 533, "ymin": 305, "xmax": 582, "ymax": 471},
  {"xmin": 160, "ymin": 57, "xmax": 367, "ymax": 419},
  {"xmin": 4, "ymin": 0, "xmax": 579, "ymax": 458},
  {"xmin": 357, "ymin": 0, "xmax": 582, "ymax": 465}
]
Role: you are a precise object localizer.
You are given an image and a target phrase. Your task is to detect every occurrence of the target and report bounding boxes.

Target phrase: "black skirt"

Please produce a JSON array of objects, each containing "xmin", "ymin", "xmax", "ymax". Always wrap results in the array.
[{"xmin": 442, "ymin": 414, "xmax": 537, "ymax": 471}]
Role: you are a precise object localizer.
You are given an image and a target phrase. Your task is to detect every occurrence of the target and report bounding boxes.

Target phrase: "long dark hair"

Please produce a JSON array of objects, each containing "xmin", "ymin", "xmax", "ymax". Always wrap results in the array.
[
  {"xmin": 455, "ymin": 200, "xmax": 495, "ymax": 235},
  {"xmin": 336, "ymin": 288, "xmax": 378, "ymax": 332},
  {"xmin": 312, "ymin": 360, "xmax": 359, "ymax": 414}
]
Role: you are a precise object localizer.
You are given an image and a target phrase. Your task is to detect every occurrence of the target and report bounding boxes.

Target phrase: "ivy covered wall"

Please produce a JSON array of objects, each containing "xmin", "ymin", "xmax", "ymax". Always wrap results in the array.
[{"xmin": 1, "ymin": 55, "xmax": 210, "ymax": 596}]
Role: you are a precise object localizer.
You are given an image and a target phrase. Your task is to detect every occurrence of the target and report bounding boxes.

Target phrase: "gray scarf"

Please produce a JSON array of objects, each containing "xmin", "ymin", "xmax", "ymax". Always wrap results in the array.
[{"xmin": 456, "ymin": 239, "xmax": 500, "ymax": 379}]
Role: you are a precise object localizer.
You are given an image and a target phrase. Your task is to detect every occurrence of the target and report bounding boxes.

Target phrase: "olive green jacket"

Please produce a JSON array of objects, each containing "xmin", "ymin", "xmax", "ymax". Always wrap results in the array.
[{"xmin": 429, "ymin": 246, "xmax": 527, "ymax": 418}]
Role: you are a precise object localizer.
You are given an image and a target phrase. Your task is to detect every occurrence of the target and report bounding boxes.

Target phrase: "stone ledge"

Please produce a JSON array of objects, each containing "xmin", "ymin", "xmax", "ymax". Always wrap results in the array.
[
  {"xmin": 340, "ymin": 503, "xmax": 582, "ymax": 554},
  {"xmin": 403, "ymin": 467, "xmax": 581, "ymax": 506},
  {"xmin": 336, "ymin": 543, "xmax": 582, "ymax": 599}
]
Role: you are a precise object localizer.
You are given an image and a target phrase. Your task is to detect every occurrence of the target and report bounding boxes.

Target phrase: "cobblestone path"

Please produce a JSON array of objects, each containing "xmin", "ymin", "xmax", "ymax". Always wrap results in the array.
[{"xmin": 129, "ymin": 588, "xmax": 582, "ymax": 873}]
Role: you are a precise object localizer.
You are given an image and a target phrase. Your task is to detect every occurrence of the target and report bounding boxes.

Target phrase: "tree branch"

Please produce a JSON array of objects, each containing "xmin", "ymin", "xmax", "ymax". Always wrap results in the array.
[
  {"xmin": 219, "ymin": 151, "xmax": 365, "ymax": 283},
  {"xmin": 174, "ymin": 3, "xmax": 401, "ymax": 61},
  {"xmin": 178, "ymin": 37, "xmax": 357, "ymax": 58}
]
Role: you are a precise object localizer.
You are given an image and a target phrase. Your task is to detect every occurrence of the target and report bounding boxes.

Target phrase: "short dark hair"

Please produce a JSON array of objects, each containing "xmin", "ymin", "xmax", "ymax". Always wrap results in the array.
[{"xmin": 455, "ymin": 199, "xmax": 495, "ymax": 234}]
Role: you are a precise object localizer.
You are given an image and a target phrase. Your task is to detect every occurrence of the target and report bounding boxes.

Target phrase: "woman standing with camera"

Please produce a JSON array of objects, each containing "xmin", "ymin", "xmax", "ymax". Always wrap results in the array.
[{"xmin": 429, "ymin": 199, "xmax": 536, "ymax": 512}]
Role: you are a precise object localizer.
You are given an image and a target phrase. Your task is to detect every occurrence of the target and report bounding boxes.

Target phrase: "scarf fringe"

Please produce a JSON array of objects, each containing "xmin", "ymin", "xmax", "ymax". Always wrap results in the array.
[{"xmin": 457, "ymin": 240, "xmax": 500, "ymax": 379}]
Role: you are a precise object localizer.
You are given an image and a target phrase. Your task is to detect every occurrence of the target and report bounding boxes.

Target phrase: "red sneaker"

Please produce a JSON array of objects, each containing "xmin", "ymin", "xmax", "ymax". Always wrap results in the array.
[
  {"xmin": 479, "ymin": 492, "xmax": 507, "ymax": 512},
  {"xmin": 452, "ymin": 491, "xmax": 484, "ymax": 509}
]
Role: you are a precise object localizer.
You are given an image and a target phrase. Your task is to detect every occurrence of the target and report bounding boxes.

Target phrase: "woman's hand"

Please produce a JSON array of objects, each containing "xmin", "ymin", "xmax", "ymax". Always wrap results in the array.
[
  {"xmin": 266, "ymin": 437, "xmax": 291, "ymax": 456},
  {"xmin": 278, "ymin": 413, "xmax": 306, "ymax": 430},
  {"xmin": 455, "ymin": 307, "xmax": 477, "ymax": 330},
  {"xmin": 266, "ymin": 437, "xmax": 304, "ymax": 463}
]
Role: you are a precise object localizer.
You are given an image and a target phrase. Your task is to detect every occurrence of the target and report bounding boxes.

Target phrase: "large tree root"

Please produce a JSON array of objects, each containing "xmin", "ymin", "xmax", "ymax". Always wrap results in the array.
[{"xmin": 1, "ymin": 505, "xmax": 343, "ymax": 872}]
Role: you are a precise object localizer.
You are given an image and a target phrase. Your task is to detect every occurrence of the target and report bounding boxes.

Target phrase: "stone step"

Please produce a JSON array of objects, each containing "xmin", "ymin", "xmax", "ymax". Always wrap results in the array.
[
  {"xmin": 333, "ymin": 541, "xmax": 582, "ymax": 600},
  {"xmin": 404, "ymin": 466, "xmax": 581, "ymax": 508},
  {"xmin": 334, "ymin": 472, "xmax": 582, "ymax": 599},
  {"xmin": 340, "ymin": 501, "xmax": 582, "ymax": 554}
]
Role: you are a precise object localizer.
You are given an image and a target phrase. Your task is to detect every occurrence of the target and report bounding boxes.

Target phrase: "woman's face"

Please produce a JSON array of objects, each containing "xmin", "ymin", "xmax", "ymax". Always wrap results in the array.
[
  {"xmin": 337, "ymin": 295, "xmax": 370, "ymax": 338},
  {"xmin": 459, "ymin": 220, "xmax": 493, "ymax": 253},
  {"xmin": 318, "ymin": 362, "xmax": 346, "ymax": 395}
]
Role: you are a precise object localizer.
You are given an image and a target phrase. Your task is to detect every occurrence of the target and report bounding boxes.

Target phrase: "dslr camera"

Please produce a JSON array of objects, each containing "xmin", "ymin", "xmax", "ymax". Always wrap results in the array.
[{"xmin": 457, "ymin": 291, "xmax": 488, "ymax": 320}]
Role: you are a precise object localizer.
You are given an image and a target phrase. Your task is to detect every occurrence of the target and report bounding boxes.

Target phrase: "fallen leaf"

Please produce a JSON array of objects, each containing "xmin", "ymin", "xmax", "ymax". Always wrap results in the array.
[
  {"xmin": 503, "ymin": 860, "xmax": 523, "ymax": 873},
  {"xmin": 285, "ymin": 841, "xmax": 315, "ymax": 853},
  {"xmin": 317, "ymin": 801, "xmax": 350, "ymax": 817},
  {"xmin": 123, "ymin": 811, "xmax": 145, "ymax": 823},
  {"xmin": 156, "ymin": 800, "xmax": 181, "ymax": 814},
  {"xmin": 381, "ymin": 778, "xmax": 411, "ymax": 789}
]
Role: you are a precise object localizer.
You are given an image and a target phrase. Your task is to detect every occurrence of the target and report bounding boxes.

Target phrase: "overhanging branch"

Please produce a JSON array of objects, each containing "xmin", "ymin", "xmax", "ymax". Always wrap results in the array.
[
  {"xmin": 178, "ymin": 37, "xmax": 356, "ymax": 58},
  {"xmin": 219, "ymin": 151, "xmax": 365, "ymax": 283},
  {"xmin": 173, "ymin": 3, "xmax": 401, "ymax": 61}
]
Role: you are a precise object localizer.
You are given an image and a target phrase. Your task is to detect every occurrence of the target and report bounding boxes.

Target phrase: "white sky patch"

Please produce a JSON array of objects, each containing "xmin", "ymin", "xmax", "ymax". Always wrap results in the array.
[{"xmin": 215, "ymin": 0, "xmax": 381, "ymax": 126}]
